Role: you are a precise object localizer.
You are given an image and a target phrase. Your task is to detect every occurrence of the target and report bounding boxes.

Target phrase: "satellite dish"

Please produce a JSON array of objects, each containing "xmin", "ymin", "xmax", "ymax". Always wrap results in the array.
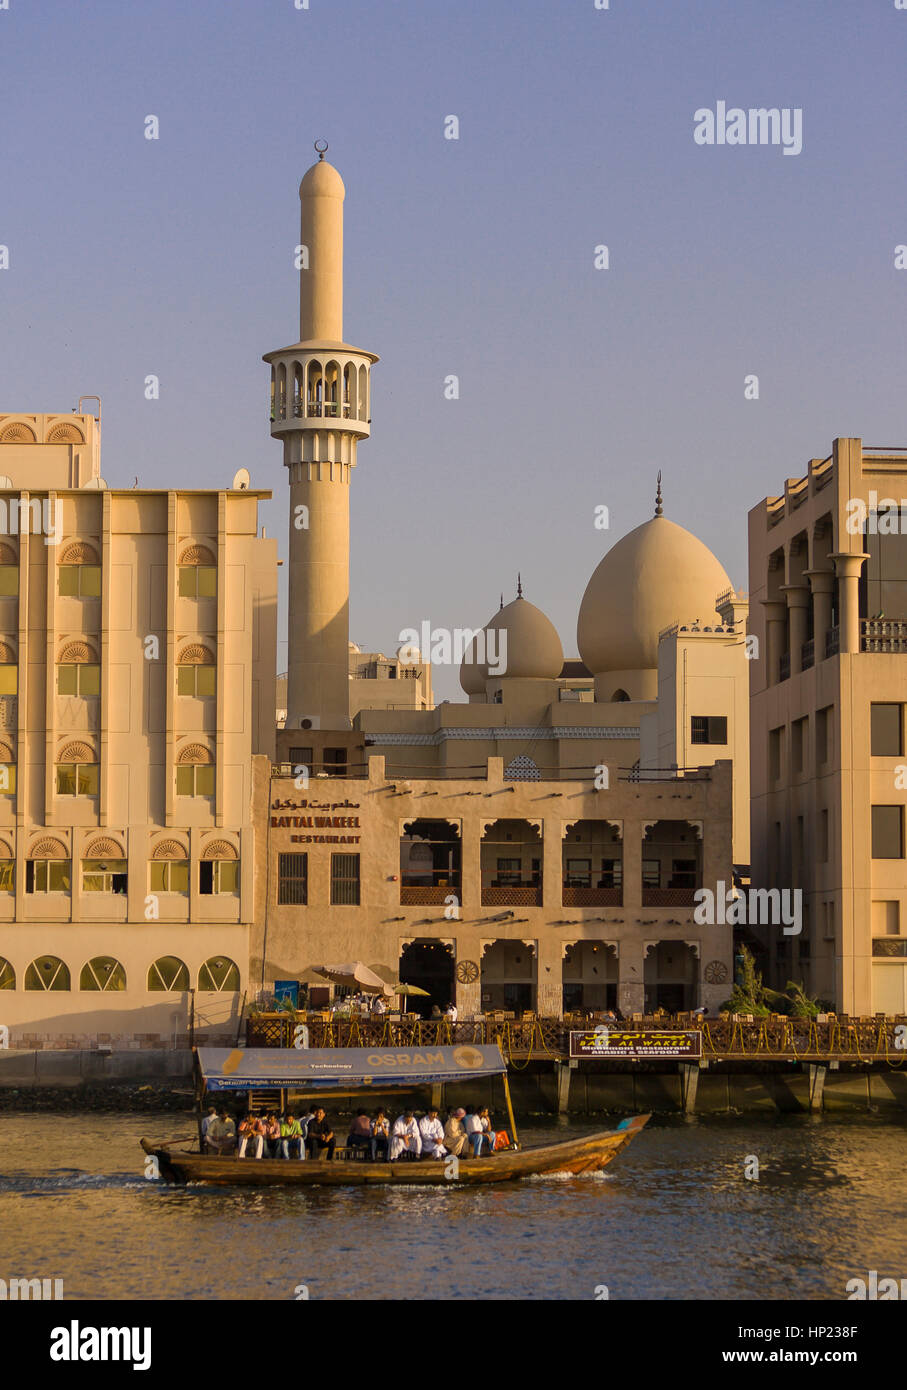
[
  {"xmin": 232, "ymin": 467, "xmax": 251, "ymax": 491},
  {"xmin": 82, "ymin": 476, "xmax": 107, "ymax": 489},
  {"xmin": 0, "ymin": 476, "xmax": 12, "ymax": 491}
]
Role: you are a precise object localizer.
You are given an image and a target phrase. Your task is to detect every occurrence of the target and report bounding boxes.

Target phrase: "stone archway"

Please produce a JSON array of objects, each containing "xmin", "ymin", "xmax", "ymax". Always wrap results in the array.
[{"xmin": 398, "ymin": 939, "xmax": 455, "ymax": 1018}]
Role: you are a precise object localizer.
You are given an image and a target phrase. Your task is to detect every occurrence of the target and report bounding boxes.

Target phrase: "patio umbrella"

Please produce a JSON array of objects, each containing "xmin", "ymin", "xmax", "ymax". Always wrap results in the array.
[
  {"xmin": 297, "ymin": 966, "xmax": 331, "ymax": 985},
  {"xmin": 317, "ymin": 962, "xmax": 395, "ymax": 995},
  {"xmin": 393, "ymin": 982, "xmax": 431, "ymax": 997}
]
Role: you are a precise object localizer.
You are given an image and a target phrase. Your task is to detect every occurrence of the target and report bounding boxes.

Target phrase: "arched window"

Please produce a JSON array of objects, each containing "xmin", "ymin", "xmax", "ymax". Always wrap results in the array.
[
  {"xmin": 57, "ymin": 640, "xmax": 100, "ymax": 698},
  {"xmin": 199, "ymin": 839, "xmax": 239, "ymax": 894},
  {"xmin": 147, "ymin": 956, "xmax": 190, "ymax": 992},
  {"xmin": 611, "ymin": 689, "xmax": 630, "ymax": 703},
  {"xmin": 178, "ymin": 545, "xmax": 216, "ymax": 598},
  {"xmin": 82, "ymin": 838, "xmax": 127, "ymax": 894},
  {"xmin": 198, "ymin": 956, "xmax": 240, "ymax": 992},
  {"xmin": 0, "ymin": 640, "xmax": 17, "ymax": 698},
  {"xmin": 56, "ymin": 741, "xmax": 98, "ymax": 797},
  {"xmin": 0, "ymin": 956, "xmax": 15, "ymax": 990},
  {"xmin": 80, "ymin": 957, "xmax": 126, "ymax": 991},
  {"xmin": 177, "ymin": 644, "xmax": 215, "ymax": 698},
  {"xmin": 26, "ymin": 838, "xmax": 70, "ymax": 894},
  {"xmin": 24, "ymin": 956, "xmax": 70, "ymax": 991},
  {"xmin": 0, "ymin": 541, "xmax": 18, "ymax": 598},
  {"xmin": 0, "ymin": 737, "xmax": 16, "ymax": 797},
  {"xmin": 176, "ymin": 743, "xmax": 214, "ymax": 798},
  {"xmin": 58, "ymin": 541, "xmax": 101, "ymax": 598},
  {"xmin": 150, "ymin": 839, "xmax": 189, "ymax": 894}
]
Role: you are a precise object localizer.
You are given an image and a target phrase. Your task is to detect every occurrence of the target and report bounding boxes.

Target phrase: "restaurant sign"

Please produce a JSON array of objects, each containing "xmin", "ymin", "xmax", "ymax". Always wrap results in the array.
[{"xmin": 569, "ymin": 1029, "xmax": 702, "ymax": 1060}]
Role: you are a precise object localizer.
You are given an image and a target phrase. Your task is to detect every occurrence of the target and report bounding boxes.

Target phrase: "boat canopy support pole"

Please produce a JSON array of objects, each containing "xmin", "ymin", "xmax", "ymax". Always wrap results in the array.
[{"xmin": 502, "ymin": 1070, "xmax": 520, "ymax": 1151}]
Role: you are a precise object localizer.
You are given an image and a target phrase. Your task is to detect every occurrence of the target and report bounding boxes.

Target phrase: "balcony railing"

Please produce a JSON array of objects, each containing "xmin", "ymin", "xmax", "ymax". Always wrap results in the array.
[
  {"xmin": 861, "ymin": 618, "xmax": 907, "ymax": 653},
  {"xmin": 641, "ymin": 886, "xmax": 698, "ymax": 907},
  {"xmin": 481, "ymin": 882, "xmax": 542, "ymax": 907},
  {"xmin": 562, "ymin": 885, "xmax": 622, "ymax": 906},
  {"xmin": 825, "ymin": 626, "xmax": 840, "ymax": 658},
  {"xmin": 400, "ymin": 883, "xmax": 460, "ymax": 905},
  {"xmin": 800, "ymin": 638, "xmax": 814, "ymax": 671}
]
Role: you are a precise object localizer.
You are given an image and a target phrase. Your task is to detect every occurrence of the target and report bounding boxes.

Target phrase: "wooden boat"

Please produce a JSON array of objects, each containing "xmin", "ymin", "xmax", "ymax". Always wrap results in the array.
[{"xmin": 140, "ymin": 1115, "xmax": 649, "ymax": 1187}]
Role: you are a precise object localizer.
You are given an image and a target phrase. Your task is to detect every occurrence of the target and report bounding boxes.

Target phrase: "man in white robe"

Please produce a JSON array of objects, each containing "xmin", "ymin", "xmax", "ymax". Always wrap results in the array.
[
  {"xmin": 418, "ymin": 1107, "xmax": 448, "ymax": 1159},
  {"xmin": 389, "ymin": 1109, "xmax": 422, "ymax": 1161}
]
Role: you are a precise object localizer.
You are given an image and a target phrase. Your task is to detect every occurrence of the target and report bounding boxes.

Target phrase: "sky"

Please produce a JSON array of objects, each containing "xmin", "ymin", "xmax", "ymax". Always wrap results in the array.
[{"xmin": 2, "ymin": 0, "xmax": 906, "ymax": 700}]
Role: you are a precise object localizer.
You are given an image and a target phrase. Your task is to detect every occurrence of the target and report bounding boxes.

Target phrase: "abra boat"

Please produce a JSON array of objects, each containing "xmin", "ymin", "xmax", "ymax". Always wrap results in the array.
[
  {"xmin": 139, "ymin": 1044, "xmax": 649, "ymax": 1186},
  {"xmin": 141, "ymin": 1116, "xmax": 649, "ymax": 1187}
]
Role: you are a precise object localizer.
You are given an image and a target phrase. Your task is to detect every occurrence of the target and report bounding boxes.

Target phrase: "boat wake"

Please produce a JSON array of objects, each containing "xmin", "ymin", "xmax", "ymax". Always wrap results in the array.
[
  {"xmin": 527, "ymin": 1169, "xmax": 616, "ymax": 1183},
  {"xmin": 0, "ymin": 1171, "xmax": 148, "ymax": 1196}
]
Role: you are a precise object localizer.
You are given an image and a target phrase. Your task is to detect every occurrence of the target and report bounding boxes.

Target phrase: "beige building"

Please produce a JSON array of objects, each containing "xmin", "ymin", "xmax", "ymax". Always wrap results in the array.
[
  {"xmin": 749, "ymin": 437, "xmax": 907, "ymax": 1014},
  {"xmin": 0, "ymin": 410, "xmax": 276, "ymax": 1046}
]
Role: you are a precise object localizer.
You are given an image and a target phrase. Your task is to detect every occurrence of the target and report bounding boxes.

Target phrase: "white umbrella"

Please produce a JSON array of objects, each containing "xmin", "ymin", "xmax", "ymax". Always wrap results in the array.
[{"xmin": 317, "ymin": 962, "xmax": 395, "ymax": 995}]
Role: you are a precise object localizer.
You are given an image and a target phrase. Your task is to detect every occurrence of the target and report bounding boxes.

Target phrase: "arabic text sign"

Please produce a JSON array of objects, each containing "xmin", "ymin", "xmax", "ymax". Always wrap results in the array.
[{"xmin": 569, "ymin": 1030, "xmax": 702, "ymax": 1060}]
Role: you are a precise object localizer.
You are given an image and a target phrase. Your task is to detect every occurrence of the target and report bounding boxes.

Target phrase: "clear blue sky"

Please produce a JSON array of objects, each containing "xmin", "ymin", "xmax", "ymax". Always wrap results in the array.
[{"xmin": 2, "ymin": 0, "xmax": 906, "ymax": 699}]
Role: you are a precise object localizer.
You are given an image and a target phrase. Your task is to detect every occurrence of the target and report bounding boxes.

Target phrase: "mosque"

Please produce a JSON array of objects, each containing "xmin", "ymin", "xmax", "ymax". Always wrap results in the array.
[{"xmin": 0, "ymin": 148, "xmax": 780, "ymax": 1045}]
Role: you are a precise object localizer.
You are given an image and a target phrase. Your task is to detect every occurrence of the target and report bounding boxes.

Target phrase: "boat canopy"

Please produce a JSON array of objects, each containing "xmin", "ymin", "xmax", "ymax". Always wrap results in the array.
[{"xmin": 197, "ymin": 1045, "xmax": 507, "ymax": 1092}]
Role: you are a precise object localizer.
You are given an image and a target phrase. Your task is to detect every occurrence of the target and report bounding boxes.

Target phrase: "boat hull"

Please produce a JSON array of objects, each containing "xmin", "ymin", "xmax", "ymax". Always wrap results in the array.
[{"xmin": 140, "ymin": 1116, "xmax": 649, "ymax": 1186}]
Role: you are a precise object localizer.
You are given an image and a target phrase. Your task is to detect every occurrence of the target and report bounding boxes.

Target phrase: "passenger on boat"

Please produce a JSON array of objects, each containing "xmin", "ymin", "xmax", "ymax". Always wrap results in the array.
[
  {"xmin": 442, "ymin": 1107, "xmax": 467, "ymax": 1157},
  {"xmin": 280, "ymin": 1113, "xmax": 304, "ymax": 1159},
  {"xmin": 418, "ymin": 1107, "xmax": 448, "ymax": 1159},
  {"xmin": 207, "ymin": 1109, "xmax": 236, "ymax": 1155},
  {"xmin": 371, "ymin": 1108, "xmax": 390, "ymax": 1161},
  {"xmin": 463, "ymin": 1106, "xmax": 485, "ymax": 1158},
  {"xmin": 389, "ymin": 1109, "xmax": 421, "ymax": 1161},
  {"xmin": 306, "ymin": 1107, "xmax": 336, "ymax": 1160},
  {"xmin": 238, "ymin": 1114, "xmax": 265, "ymax": 1159},
  {"xmin": 478, "ymin": 1107, "xmax": 497, "ymax": 1155},
  {"xmin": 201, "ymin": 1106, "xmax": 218, "ymax": 1151},
  {"xmin": 346, "ymin": 1109, "xmax": 373, "ymax": 1158},
  {"xmin": 264, "ymin": 1113, "xmax": 282, "ymax": 1158}
]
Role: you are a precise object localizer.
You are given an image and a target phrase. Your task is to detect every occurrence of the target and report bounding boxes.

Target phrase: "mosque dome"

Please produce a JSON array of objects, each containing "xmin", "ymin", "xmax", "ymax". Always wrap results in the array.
[
  {"xmin": 577, "ymin": 490, "xmax": 731, "ymax": 676},
  {"xmin": 460, "ymin": 586, "xmax": 564, "ymax": 694}
]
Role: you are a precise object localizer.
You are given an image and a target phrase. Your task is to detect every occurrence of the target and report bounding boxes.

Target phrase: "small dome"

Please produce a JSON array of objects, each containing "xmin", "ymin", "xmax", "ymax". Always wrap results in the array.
[
  {"xmin": 577, "ymin": 515, "xmax": 731, "ymax": 675},
  {"xmin": 299, "ymin": 158, "xmax": 345, "ymax": 201},
  {"xmin": 460, "ymin": 594, "xmax": 564, "ymax": 693}
]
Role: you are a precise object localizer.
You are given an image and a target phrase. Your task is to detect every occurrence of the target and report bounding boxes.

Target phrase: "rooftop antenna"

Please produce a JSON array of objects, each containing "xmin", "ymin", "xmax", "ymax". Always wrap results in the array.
[{"xmin": 655, "ymin": 470, "xmax": 663, "ymax": 517}]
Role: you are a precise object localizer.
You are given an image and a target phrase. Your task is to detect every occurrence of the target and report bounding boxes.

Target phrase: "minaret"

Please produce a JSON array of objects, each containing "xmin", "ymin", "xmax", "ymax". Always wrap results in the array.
[{"xmin": 263, "ymin": 143, "xmax": 378, "ymax": 731}]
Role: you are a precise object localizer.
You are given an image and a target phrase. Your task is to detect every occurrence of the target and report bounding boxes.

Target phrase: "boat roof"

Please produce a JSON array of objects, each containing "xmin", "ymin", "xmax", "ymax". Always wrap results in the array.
[{"xmin": 197, "ymin": 1045, "xmax": 507, "ymax": 1091}]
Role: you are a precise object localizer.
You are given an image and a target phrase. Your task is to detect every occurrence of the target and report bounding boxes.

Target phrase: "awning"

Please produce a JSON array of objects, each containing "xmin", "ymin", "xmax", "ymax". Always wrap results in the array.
[{"xmin": 197, "ymin": 1045, "xmax": 506, "ymax": 1091}]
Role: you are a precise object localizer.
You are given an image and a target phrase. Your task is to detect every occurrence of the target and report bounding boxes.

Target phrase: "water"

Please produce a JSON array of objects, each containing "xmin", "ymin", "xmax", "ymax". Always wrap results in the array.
[{"xmin": 0, "ymin": 1111, "xmax": 904, "ymax": 1300}]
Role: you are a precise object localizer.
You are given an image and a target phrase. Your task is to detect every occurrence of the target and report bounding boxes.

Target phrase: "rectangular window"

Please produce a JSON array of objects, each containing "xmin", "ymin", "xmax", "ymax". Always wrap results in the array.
[
  {"xmin": 496, "ymin": 857, "xmax": 521, "ymax": 885},
  {"xmin": 0, "ymin": 667, "xmax": 16, "ymax": 695},
  {"xmin": 82, "ymin": 860, "xmax": 128, "ymax": 894},
  {"xmin": 58, "ymin": 565, "xmax": 101, "ymax": 598},
  {"xmin": 177, "ymin": 664, "xmax": 216, "ymax": 697},
  {"xmin": 769, "ymin": 727, "xmax": 783, "ymax": 784},
  {"xmin": 670, "ymin": 858, "xmax": 697, "ymax": 888},
  {"xmin": 872, "ymin": 938, "xmax": 907, "ymax": 957},
  {"xmin": 871, "ymin": 703, "xmax": 903, "ymax": 757},
  {"xmin": 642, "ymin": 858, "xmax": 660, "ymax": 887},
  {"xmin": 819, "ymin": 808, "xmax": 829, "ymax": 863},
  {"xmin": 57, "ymin": 664, "xmax": 100, "ymax": 696},
  {"xmin": 792, "ymin": 717, "xmax": 807, "ymax": 774},
  {"xmin": 690, "ymin": 715, "xmax": 728, "ymax": 745},
  {"xmin": 288, "ymin": 746, "xmax": 313, "ymax": 768},
  {"xmin": 176, "ymin": 764, "xmax": 215, "ymax": 796},
  {"xmin": 26, "ymin": 859, "xmax": 71, "ymax": 893},
  {"xmin": 331, "ymin": 852, "xmax": 360, "ymax": 905},
  {"xmin": 816, "ymin": 706, "xmax": 831, "ymax": 765},
  {"xmin": 149, "ymin": 860, "xmax": 189, "ymax": 893},
  {"xmin": 278, "ymin": 852, "xmax": 308, "ymax": 905},
  {"xmin": 0, "ymin": 763, "xmax": 15, "ymax": 795},
  {"xmin": 199, "ymin": 859, "xmax": 239, "ymax": 894},
  {"xmin": 871, "ymin": 805, "xmax": 904, "ymax": 859},
  {"xmin": 565, "ymin": 858, "xmax": 591, "ymax": 886},
  {"xmin": 178, "ymin": 565, "xmax": 216, "ymax": 598},
  {"xmin": 599, "ymin": 858, "xmax": 623, "ymax": 888},
  {"xmin": 323, "ymin": 747, "xmax": 347, "ymax": 776},
  {"xmin": 0, "ymin": 860, "xmax": 14, "ymax": 890},
  {"xmin": 0, "ymin": 566, "xmax": 18, "ymax": 597},
  {"xmin": 55, "ymin": 763, "xmax": 98, "ymax": 797}
]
